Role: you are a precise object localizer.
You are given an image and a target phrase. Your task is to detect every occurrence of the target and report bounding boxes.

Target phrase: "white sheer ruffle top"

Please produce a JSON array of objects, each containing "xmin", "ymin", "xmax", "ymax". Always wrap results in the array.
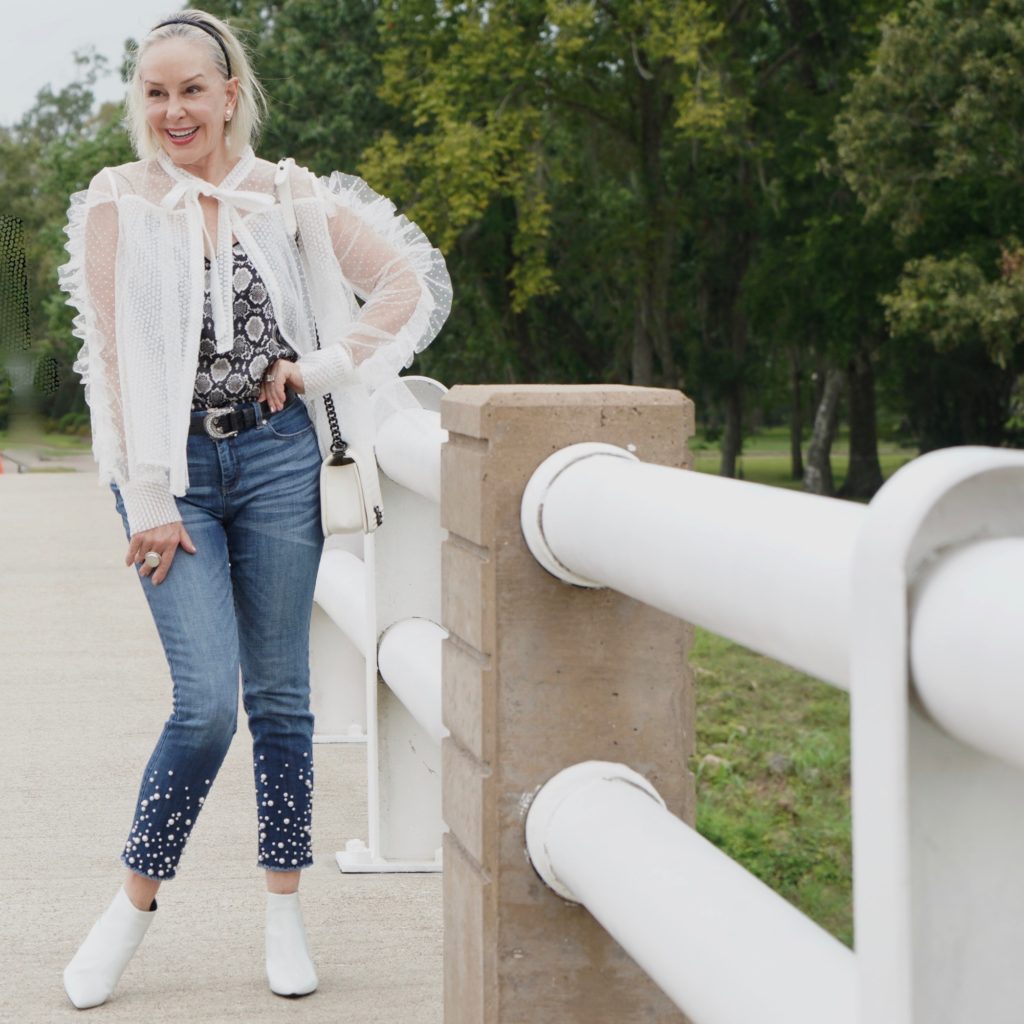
[{"xmin": 59, "ymin": 146, "xmax": 452, "ymax": 536}]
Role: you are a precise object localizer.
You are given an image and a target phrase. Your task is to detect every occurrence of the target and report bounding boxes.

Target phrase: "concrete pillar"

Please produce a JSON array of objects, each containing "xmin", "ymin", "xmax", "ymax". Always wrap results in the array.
[{"xmin": 440, "ymin": 385, "xmax": 695, "ymax": 1023}]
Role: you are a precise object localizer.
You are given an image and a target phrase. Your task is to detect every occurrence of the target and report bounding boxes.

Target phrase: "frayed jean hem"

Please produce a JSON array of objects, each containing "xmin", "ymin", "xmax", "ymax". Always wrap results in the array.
[{"xmin": 259, "ymin": 858, "xmax": 314, "ymax": 873}]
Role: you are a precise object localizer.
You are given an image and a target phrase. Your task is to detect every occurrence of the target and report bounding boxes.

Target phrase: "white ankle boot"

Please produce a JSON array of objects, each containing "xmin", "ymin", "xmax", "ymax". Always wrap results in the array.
[
  {"xmin": 63, "ymin": 886, "xmax": 157, "ymax": 1009},
  {"xmin": 265, "ymin": 891, "xmax": 318, "ymax": 997}
]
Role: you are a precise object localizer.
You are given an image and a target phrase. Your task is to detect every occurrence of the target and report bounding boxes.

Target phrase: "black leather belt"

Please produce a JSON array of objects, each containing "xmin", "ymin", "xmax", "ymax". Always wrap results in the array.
[{"xmin": 189, "ymin": 388, "xmax": 298, "ymax": 439}]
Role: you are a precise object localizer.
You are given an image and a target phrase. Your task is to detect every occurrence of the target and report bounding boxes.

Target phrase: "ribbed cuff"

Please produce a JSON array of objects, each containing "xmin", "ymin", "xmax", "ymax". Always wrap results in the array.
[
  {"xmin": 296, "ymin": 343, "xmax": 355, "ymax": 400},
  {"xmin": 119, "ymin": 480, "xmax": 182, "ymax": 537}
]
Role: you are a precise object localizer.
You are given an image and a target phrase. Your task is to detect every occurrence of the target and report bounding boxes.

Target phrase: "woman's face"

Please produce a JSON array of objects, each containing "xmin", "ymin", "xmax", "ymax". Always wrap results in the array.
[{"xmin": 140, "ymin": 36, "xmax": 238, "ymax": 177}]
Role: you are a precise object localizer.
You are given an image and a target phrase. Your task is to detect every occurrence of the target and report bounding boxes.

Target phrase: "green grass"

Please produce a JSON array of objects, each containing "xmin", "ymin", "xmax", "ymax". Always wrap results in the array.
[
  {"xmin": 690, "ymin": 427, "xmax": 917, "ymax": 492},
  {"xmin": 0, "ymin": 429, "xmax": 92, "ymax": 452},
  {"xmin": 692, "ymin": 450, "xmax": 915, "ymax": 491},
  {"xmin": 689, "ymin": 628, "xmax": 853, "ymax": 945}
]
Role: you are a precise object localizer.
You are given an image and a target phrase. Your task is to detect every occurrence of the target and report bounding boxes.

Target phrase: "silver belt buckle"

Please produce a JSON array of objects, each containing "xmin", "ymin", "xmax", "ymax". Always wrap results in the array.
[{"xmin": 203, "ymin": 406, "xmax": 239, "ymax": 440}]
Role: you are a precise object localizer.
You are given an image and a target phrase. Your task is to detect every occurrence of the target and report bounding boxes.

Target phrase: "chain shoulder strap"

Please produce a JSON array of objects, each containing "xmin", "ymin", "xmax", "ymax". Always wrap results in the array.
[{"xmin": 275, "ymin": 157, "xmax": 346, "ymax": 457}]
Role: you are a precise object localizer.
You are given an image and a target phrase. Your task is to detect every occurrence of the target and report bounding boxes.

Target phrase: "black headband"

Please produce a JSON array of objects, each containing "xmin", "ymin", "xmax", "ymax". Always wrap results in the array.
[{"xmin": 152, "ymin": 18, "xmax": 232, "ymax": 79}]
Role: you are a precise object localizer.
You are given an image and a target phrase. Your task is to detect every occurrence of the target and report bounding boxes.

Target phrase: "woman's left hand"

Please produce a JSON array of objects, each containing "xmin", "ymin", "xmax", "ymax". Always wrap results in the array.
[{"xmin": 259, "ymin": 359, "xmax": 305, "ymax": 412}]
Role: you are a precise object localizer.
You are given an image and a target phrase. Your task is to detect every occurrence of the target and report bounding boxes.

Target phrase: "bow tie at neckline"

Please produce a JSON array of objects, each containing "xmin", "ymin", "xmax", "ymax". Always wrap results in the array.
[
  {"xmin": 160, "ymin": 179, "xmax": 274, "ymax": 215},
  {"xmin": 156, "ymin": 147, "xmax": 274, "ymax": 354},
  {"xmin": 156, "ymin": 145, "xmax": 257, "ymax": 194},
  {"xmin": 157, "ymin": 147, "xmax": 272, "ymax": 216}
]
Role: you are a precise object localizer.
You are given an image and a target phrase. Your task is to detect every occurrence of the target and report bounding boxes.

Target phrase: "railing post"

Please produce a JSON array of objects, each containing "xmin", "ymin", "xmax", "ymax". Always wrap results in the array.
[{"xmin": 440, "ymin": 384, "xmax": 694, "ymax": 1023}]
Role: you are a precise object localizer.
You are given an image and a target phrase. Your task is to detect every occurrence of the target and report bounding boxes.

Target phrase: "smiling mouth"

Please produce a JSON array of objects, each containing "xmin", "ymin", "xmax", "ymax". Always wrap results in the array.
[{"xmin": 166, "ymin": 127, "xmax": 199, "ymax": 140}]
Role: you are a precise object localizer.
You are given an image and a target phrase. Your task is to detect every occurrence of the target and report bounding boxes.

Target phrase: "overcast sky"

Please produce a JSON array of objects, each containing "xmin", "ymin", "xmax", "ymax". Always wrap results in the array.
[{"xmin": 1, "ymin": 1, "xmax": 181, "ymax": 126}]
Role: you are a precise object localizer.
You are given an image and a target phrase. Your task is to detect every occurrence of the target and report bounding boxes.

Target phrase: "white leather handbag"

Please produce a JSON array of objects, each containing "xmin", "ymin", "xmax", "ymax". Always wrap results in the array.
[
  {"xmin": 275, "ymin": 157, "xmax": 384, "ymax": 535},
  {"xmin": 319, "ymin": 427, "xmax": 383, "ymax": 535}
]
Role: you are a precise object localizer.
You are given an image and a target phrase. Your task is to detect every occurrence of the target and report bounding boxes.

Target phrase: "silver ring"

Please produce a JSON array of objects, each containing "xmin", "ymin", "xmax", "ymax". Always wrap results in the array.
[
  {"xmin": 264, "ymin": 375, "xmax": 276, "ymax": 382},
  {"xmin": 144, "ymin": 551, "xmax": 161, "ymax": 569}
]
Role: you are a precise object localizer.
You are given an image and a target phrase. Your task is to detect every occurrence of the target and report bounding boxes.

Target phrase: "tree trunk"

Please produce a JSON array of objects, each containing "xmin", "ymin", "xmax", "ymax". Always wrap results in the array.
[
  {"xmin": 812, "ymin": 351, "xmax": 826, "ymax": 409},
  {"xmin": 789, "ymin": 348, "xmax": 804, "ymax": 480},
  {"xmin": 631, "ymin": 53, "xmax": 678, "ymax": 389},
  {"xmin": 804, "ymin": 367, "xmax": 843, "ymax": 496},
  {"xmin": 719, "ymin": 306, "xmax": 748, "ymax": 478},
  {"xmin": 720, "ymin": 381, "xmax": 743, "ymax": 478},
  {"xmin": 631, "ymin": 300, "xmax": 654, "ymax": 385},
  {"xmin": 838, "ymin": 343, "xmax": 884, "ymax": 500},
  {"xmin": 717, "ymin": 173, "xmax": 752, "ymax": 477},
  {"xmin": 648, "ymin": 220, "xmax": 679, "ymax": 389}
]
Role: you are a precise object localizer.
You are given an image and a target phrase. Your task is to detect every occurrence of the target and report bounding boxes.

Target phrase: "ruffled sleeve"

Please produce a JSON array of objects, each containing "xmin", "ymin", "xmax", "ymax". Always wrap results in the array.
[
  {"xmin": 59, "ymin": 169, "xmax": 182, "ymax": 537},
  {"xmin": 292, "ymin": 167, "xmax": 452, "ymax": 396}
]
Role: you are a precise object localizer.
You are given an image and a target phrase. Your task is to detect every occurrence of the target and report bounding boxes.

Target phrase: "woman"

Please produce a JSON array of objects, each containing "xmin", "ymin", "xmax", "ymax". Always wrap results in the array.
[{"xmin": 58, "ymin": 9, "xmax": 450, "ymax": 1009}]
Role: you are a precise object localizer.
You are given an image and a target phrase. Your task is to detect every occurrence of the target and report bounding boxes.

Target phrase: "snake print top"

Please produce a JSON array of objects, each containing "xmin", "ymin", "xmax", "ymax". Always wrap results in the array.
[{"xmin": 191, "ymin": 242, "xmax": 299, "ymax": 410}]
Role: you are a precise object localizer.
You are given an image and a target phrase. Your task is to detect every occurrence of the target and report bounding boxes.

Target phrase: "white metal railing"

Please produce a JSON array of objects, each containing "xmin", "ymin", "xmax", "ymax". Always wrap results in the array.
[
  {"xmin": 310, "ymin": 376, "xmax": 449, "ymax": 873},
  {"xmin": 520, "ymin": 442, "xmax": 1024, "ymax": 1024},
  {"xmin": 908, "ymin": 535, "xmax": 1024, "ymax": 768},
  {"xmin": 314, "ymin": 549, "xmax": 367, "ymax": 654},
  {"xmin": 310, "ymin": 382, "xmax": 1024, "ymax": 1020},
  {"xmin": 377, "ymin": 617, "xmax": 447, "ymax": 746},
  {"xmin": 521, "ymin": 442, "xmax": 862, "ymax": 687},
  {"xmin": 375, "ymin": 405, "xmax": 445, "ymax": 504},
  {"xmin": 520, "ymin": 443, "xmax": 1024, "ymax": 757}
]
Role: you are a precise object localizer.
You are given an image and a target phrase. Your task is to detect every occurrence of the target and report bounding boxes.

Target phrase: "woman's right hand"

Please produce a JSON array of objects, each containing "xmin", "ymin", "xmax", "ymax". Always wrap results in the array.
[{"xmin": 125, "ymin": 521, "xmax": 197, "ymax": 586}]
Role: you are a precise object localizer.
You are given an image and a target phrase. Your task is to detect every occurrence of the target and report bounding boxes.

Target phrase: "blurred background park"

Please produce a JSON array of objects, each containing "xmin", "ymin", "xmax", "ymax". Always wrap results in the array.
[{"xmin": 3, "ymin": 0, "xmax": 1022, "ymax": 950}]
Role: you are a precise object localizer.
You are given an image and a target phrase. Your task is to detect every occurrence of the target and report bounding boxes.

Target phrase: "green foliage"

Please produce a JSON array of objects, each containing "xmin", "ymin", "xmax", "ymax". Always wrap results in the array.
[
  {"xmin": 2, "ymin": 52, "xmax": 134, "ymax": 425},
  {"xmin": 55, "ymin": 410, "xmax": 90, "ymax": 433},
  {"xmin": 363, "ymin": 0, "xmax": 739, "ymax": 336},
  {"xmin": 835, "ymin": 0, "xmax": 1024, "ymax": 239},
  {"xmin": 835, "ymin": 0, "xmax": 1024, "ymax": 413},
  {"xmin": 0, "ymin": 366, "xmax": 10, "ymax": 431},
  {"xmin": 363, "ymin": 1, "xmax": 556, "ymax": 312},
  {"xmin": 883, "ymin": 247, "xmax": 1024, "ymax": 368},
  {"xmin": 200, "ymin": 0, "xmax": 388, "ymax": 173}
]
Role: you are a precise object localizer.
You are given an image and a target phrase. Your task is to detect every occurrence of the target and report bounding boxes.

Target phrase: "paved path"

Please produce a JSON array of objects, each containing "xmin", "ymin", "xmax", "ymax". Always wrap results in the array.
[
  {"xmin": 0, "ymin": 471, "xmax": 442, "ymax": 1024},
  {"xmin": 0, "ymin": 443, "xmax": 95, "ymax": 475}
]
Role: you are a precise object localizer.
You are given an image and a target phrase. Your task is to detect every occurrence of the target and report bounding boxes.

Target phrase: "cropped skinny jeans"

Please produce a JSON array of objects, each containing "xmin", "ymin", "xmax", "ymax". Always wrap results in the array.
[{"xmin": 109, "ymin": 392, "xmax": 324, "ymax": 880}]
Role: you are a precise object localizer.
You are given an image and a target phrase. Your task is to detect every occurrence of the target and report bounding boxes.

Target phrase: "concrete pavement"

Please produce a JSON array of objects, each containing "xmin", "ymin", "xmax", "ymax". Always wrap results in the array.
[{"xmin": 0, "ymin": 470, "xmax": 443, "ymax": 1024}]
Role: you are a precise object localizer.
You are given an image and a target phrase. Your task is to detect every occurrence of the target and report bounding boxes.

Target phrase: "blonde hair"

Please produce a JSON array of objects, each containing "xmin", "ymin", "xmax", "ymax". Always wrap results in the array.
[{"xmin": 124, "ymin": 9, "xmax": 267, "ymax": 160}]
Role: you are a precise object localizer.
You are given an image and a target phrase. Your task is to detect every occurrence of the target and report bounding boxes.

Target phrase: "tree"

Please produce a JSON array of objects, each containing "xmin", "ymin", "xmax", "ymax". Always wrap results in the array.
[
  {"xmin": 200, "ymin": 0, "xmax": 388, "ymax": 173},
  {"xmin": 359, "ymin": 0, "xmax": 744, "ymax": 392},
  {"xmin": 730, "ymin": 0, "xmax": 903, "ymax": 494},
  {"xmin": 2, "ymin": 51, "xmax": 134, "ymax": 423},
  {"xmin": 834, "ymin": 0, "xmax": 1024, "ymax": 450}
]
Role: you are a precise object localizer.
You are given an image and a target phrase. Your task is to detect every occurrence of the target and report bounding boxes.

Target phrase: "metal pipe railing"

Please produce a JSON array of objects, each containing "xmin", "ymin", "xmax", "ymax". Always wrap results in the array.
[
  {"xmin": 522, "ymin": 446, "xmax": 864, "ymax": 689},
  {"xmin": 313, "ymin": 549, "xmax": 368, "ymax": 655},
  {"xmin": 910, "ymin": 536, "xmax": 1024, "ymax": 771},
  {"xmin": 522, "ymin": 444, "xmax": 1024, "ymax": 768},
  {"xmin": 315, "ymin": 554, "xmax": 446, "ymax": 745},
  {"xmin": 377, "ymin": 617, "xmax": 447, "ymax": 745},
  {"xmin": 526, "ymin": 761, "xmax": 855, "ymax": 1024},
  {"xmin": 375, "ymin": 407, "xmax": 445, "ymax": 504}
]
